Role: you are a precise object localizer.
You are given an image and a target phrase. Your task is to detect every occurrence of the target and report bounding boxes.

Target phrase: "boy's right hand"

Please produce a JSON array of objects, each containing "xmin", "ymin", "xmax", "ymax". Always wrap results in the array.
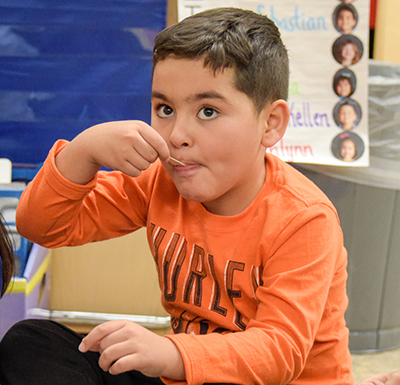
[{"xmin": 55, "ymin": 121, "xmax": 170, "ymax": 185}]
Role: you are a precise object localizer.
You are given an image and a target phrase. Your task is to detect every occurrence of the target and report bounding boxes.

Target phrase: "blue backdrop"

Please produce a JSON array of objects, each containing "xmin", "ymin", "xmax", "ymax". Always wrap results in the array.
[{"xmin": 0, "ymin": 0, "xmax": 167, "ymax": 166}]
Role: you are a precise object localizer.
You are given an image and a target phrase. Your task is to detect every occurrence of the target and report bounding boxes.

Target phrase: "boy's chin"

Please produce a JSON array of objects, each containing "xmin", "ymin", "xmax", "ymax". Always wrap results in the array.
[
  {"xmin": 174, "ymin": 184, "xmax": 220, "ymax": 205},
  {"xmin": 176, "ymin": 188, "xmax": 209, "ymax": 204}
]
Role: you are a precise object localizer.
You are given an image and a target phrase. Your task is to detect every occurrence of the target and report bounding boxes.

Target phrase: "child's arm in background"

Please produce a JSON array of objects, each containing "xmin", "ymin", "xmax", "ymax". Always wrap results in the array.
[
  {"xmin": 0, "ymin": 215, "xmax": 15, "ymax": 296},
  {"xmin": 358, "ymin": 371, "xmax": 400, "ymax": 385}
]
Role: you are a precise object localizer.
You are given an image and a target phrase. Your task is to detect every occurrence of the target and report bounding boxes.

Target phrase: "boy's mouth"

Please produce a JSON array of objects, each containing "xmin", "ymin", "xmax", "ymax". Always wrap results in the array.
[
  {"xmin": 169, "ymin": 157, "xmax": 186, "ymax": 167},
  {"xmin": 172, "ymin": 162, "xmax": 202, "ymax": 174}
]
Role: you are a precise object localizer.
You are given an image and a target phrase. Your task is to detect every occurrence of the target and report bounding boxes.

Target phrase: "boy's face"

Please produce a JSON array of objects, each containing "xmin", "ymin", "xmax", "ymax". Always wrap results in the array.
[
  {"xmin": 151, "ymin": 57, "xmax": 269, "ymax": 216},
  {"xmin": 338, "ymin": 104, "xmax": 357, "ymax": 130},
  {"xmin": 337, "ymin": 10, "xmax": 356, "ymax": 34}
]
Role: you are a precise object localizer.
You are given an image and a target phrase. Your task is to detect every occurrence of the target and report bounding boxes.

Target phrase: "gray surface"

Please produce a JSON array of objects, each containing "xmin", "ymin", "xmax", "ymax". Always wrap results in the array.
[{"xmin": 295, "ymin": 165, "xmax": 400, "ymax": 353}]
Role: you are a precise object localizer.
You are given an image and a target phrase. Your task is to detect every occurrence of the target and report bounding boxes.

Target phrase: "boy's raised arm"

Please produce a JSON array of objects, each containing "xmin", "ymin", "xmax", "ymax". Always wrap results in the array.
[
  {"xmin": 55, "ymin": 120, "xmax": 170, "ymax": 185},
  {"xmin": 16, "ymin": 120, "xmax": 170, "ymax": 248}
]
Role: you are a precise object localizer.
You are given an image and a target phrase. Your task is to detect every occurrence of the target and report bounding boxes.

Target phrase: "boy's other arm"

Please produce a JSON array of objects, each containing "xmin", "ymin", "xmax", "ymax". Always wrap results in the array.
[{"xmin": 55, "ymin": 121, "xmax": 170, "ymax": 185}]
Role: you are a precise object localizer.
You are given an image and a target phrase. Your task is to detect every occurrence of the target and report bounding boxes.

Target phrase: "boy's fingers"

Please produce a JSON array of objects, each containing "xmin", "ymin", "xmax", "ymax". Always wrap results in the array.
[
  {"xmin": 78, "ymin": 321, "xmax": 125, "ymax": 353},
  {"xmin": 137, "ymin": 124, "xmax": 170, "ymax": 161},
  {"xmin": 78, "ymin": 339, "xmax": 89, "ymax": 353},
  {"xmin": 78, "ymin": 340, "xmax": 100, "ymax": 353}
]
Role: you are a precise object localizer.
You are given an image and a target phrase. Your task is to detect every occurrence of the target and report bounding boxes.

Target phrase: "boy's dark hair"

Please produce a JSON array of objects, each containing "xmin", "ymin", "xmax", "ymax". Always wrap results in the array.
[
  {"xmin": 337, "ymin": 4, "xmax": 357, "ymax": 19},
  {"xmin": 153, "ymin": 7, "xmax": 289, "ymax": 113},
  {"xmin": 339, "ymin": 101, "xmax": 356, "ymax": 111}
]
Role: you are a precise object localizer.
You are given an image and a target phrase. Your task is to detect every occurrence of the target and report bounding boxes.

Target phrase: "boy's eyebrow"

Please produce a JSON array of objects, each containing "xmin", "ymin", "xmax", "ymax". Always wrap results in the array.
[
  {"xmin": 151, "ymin": 91, "xmax": 230, "ymax": 104},
  {"xmin": 151, "ymin": 91, "xmax": 168, "ymax": 101},
  {"xmin": 190, "ymin": 92, "xmax": 229, "ymax": 103}
]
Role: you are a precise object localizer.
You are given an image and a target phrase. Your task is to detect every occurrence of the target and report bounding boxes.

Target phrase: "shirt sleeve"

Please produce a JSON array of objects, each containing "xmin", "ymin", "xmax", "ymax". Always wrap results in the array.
[
  {"xmin": 162, "ymin": 205, "xmax": 348, "ymax": 385},
  {"xmin": 16, "ymin": 140, "xmax": 148, "ymax": 247}
]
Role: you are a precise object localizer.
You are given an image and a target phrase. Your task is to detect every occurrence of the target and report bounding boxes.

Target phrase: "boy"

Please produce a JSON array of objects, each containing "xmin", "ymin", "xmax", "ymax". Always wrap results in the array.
[
  {"xmin": 335, "ymin": 4, "xmax": 357, "ymax": 35},
  {"xmin": 0, "ymin": 7, "xmax": 353, "ymax": 385},
  {"xmin": 337, "ymin": 102, "xmax": 359, "ymax": 130}
]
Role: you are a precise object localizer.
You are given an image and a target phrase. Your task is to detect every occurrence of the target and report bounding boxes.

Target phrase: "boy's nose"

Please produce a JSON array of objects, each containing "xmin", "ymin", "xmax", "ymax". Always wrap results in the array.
[{"xmin": 169, "ymin": 117, "xmax": 192, "ymax": 148}]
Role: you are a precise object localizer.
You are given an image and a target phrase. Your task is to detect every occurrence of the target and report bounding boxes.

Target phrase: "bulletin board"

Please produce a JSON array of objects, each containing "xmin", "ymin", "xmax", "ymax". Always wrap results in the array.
[
  {"xmin": 0, "ymin": 0, "xmax": 167, "ymax": 166},
  {"xmin": 178, "ymin": 0, "xmax": 370, "ymax": 166}
]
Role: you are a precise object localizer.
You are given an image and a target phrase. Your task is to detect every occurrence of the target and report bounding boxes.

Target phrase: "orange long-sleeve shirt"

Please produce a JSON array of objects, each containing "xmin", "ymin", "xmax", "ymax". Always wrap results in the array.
[{"xmin": 17, "ymin": 140, "xmax": 353, "ymax": 385}]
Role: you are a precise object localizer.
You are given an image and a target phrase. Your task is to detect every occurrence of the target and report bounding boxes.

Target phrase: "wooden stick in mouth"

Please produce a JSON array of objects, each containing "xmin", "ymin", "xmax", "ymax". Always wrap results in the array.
[{"xmin": 169, "ymin": 157, "xmax": 185, "ymax": 167}]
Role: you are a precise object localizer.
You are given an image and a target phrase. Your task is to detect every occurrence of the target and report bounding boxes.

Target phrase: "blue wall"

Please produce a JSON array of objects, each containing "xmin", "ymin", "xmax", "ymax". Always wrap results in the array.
[{"xmin": 0, "ymin": 0, "xmax": 167, "ymax": 165}]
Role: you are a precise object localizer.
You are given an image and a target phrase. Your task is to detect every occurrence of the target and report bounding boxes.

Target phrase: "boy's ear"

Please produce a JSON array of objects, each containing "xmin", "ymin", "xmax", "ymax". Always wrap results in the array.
[{"xmin": 260, "ymin": 100, "xmax": 290, "ymax": 148}]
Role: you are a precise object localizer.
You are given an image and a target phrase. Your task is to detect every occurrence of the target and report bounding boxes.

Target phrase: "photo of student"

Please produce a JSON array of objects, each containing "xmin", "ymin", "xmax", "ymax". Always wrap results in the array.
[
  {"xmin": 333, "ymin": 99, "xmax": 362, "ymax": 131},
  {"xmin": 334, "ymin": 4, "xmax": 358, "ymax": 35},
  {"xmin": 340, "ymin": 136, "xmax": 358, "ymax": 161},
  {"xmin": 332, "ymin": 35, "xmax": 363, "ymax": 66},
  {"xmin": 331, "ymin": 132, "xmax": 365, "ymax": 162},
  {"xmin": 333, "ymin": 68, "xmax": 356, "ymax": 98}
]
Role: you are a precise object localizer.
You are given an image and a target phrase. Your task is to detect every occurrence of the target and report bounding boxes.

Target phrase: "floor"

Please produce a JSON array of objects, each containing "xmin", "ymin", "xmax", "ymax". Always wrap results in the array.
[{"xmin": 352, "ymin": 348, "xmax": 400, "ymax": 383}]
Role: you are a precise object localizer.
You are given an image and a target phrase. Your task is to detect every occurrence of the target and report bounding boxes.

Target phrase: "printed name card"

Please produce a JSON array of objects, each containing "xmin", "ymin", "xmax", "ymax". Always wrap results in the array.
[{"xmin": 178, "ymin": 0, "xmax": 370, "ymax": 166}]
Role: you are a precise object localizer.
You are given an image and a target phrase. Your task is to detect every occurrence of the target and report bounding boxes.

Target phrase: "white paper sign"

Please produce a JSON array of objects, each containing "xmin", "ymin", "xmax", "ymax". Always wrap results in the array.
[
  {"xmin": 178, "ymin": 0, "xmax": 370, "ymax": 166},
  {"xmin": 0, "ymin": 159, "xmax": 12, "ymax": 184}
]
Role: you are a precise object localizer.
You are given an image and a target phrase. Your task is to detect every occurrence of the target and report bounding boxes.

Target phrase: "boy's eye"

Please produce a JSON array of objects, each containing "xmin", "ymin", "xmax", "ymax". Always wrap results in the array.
[
  {"xmin": 157, "ymin": 105, "xmax": 174, "ymax": 118},
  {"xmin": 198, "ymin": 107, "xmax": 218, "ymax": 120}
]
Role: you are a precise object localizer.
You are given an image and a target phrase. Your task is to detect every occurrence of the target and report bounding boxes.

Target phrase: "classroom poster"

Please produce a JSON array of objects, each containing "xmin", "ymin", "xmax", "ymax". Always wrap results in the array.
[{"xmin": 178, "ymin": 0, "xmax": 370, "ymax": 166}]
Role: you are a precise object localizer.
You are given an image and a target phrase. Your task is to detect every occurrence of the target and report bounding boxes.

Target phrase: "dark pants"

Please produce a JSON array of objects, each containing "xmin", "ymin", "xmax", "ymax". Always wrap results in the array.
[{"xmin": 0, "ymin": 319, "xmax": 164, "ymax": 385}]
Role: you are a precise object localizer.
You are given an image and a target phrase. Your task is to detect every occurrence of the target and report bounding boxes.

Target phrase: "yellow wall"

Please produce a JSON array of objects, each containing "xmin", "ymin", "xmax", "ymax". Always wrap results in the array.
[
  {"xmin": 374, "ymin": 0, "xmax": 400, "ymax": 64},
  {"xmin": 167, "ymin": 0, "xmax": 177, "ymax": 26},
  {"xmin": 50, "ymin": 229, "xmax": 168, "ymax": 317}
]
